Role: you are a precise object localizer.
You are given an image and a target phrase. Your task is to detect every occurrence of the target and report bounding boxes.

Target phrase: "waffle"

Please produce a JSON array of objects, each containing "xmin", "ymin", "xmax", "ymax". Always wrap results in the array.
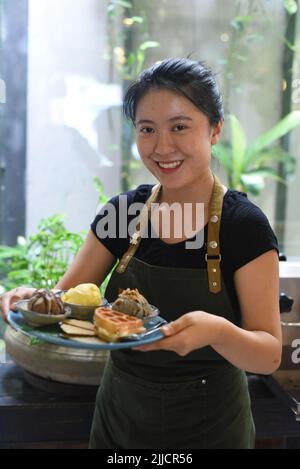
[{"xmin": 94, "ymin": 307, "xmax": 146, "ymax": 342}]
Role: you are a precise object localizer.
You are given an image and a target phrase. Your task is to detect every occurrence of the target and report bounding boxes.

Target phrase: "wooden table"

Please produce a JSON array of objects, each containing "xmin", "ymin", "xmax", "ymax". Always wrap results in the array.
[{"xmin": 1, "ymin": 362, "xmax": 300, "ymax": 449}]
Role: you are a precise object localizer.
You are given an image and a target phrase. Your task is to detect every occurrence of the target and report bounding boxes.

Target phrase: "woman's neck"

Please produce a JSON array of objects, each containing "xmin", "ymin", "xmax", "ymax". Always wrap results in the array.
[{"xmin": 159, "ymin": 171, "xmax": 215, "ymax": 206}]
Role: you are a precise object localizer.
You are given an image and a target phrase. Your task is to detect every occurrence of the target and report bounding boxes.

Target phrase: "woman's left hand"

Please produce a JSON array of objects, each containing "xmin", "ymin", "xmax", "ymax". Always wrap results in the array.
[{"xmin": 134, "ymin": 311, "xmax": 225, "ymax": 356}]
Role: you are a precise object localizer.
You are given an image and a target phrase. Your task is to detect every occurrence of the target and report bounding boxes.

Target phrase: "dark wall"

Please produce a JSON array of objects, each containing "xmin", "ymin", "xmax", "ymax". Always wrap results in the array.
[{"xmin": 0, "ymin": 0, "xmax": 28, "ymax": 246}]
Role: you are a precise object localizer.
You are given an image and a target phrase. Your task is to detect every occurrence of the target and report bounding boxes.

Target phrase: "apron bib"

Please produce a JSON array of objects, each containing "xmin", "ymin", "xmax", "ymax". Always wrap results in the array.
[{"xmin": 89, "ymin": 175, "xmax": 255, "ymax": 449}]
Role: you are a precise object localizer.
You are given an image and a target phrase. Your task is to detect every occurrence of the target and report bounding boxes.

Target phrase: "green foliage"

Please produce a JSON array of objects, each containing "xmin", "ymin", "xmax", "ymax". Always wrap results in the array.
[
  {"xmin": 0, "ymin": 215, "xmax": 86, "ymax": 292},
  {"xmin": 213, "ymin": 111, "xmax": 300, "ymax": 195},
  {"xmin": 284, "ymin": 0, "xmax": 298, "ymax": 15},
  {"xmin": 93, "ymin": 176, "xmax": 109, "ymax": 205},
  {"xmin": 122, "ymin": 40, "xmax": 160, "ymax": 80},
  {"xmin": 0, "ymin": 179, "xmax": 113, "ymax": 302}
]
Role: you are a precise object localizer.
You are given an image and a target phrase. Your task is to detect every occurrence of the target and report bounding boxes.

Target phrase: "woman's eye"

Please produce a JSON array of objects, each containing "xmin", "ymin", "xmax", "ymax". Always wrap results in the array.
[
  {"xmin": 140, "ymin": 127, "xmax": 155, "ymax": 134},
  {"xmin": 173, "ymin": 124, "xmax": 186, "ymax": 132}
]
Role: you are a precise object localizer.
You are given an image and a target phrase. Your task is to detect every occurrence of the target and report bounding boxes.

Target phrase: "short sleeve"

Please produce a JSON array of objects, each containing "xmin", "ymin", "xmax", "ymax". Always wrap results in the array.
[
  {"xmin": 229, "ymin": 206, "xmax": 279, "ymax": 273},
  {"xmin": 90, "ymin": 195, "xmax": 127, "ymax": 258},
  {"xmin": 90, "ymin": 184, "xmax": 153, "ymax": 259}
]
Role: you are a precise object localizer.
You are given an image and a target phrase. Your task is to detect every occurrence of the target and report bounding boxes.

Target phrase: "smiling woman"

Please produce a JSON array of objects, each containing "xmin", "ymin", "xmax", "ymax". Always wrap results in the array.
[
  {"xmin": 1, "ymin": 57, "xmax": 281, "ymax": 450},
  {"xmin": 86, "ymin": 58, "xmax": 281, "ymax": 449}
]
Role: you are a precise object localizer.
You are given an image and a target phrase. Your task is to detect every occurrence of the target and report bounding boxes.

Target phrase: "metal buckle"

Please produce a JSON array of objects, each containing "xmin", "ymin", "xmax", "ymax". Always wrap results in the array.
[{"xmin": 205, "ymin": 253, "xmax": 222, "ymax": 262}]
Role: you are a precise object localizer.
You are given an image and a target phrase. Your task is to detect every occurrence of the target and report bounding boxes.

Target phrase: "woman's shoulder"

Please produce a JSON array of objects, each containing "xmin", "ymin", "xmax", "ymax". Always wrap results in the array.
[
  {"xmin": 220, "ymin": 189, "xmax": 279, "ymax": 271},
  {"xmin": 108, "ymin": 184, "xmax": 154, "ymax": 208},
  {"xmin": 222, "ymin": 189, "xmax": 271, "ymax": 227}
]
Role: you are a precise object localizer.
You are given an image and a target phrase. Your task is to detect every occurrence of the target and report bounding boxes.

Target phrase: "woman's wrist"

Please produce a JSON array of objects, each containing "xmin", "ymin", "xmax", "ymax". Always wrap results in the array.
[{"xmin": 210, "ymin": 315, "xmax": 229, "ymax": 347}]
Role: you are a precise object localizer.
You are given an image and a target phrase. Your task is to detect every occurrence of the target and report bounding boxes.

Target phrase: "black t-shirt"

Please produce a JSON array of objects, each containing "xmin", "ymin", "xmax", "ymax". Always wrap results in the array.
[{"xmin": 91, "ymin": 184, "xmax": 279, "ymax": 321}]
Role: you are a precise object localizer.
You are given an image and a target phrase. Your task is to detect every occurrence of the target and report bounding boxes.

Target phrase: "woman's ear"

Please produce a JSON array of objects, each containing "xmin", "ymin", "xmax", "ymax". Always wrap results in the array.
[{"xmin": 211, "ymin": 120, "xmax": 223, "ymax": 145}]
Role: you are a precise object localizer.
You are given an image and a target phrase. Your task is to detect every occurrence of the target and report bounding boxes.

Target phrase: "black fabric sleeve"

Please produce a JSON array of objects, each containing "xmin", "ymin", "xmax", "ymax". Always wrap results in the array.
[
  {"xmin": 90, "ymin": 184, "xmax": 153, "ymax": 259},
  {"xmin": 90, "ymin": 195, "xmax": 129, "ymax": 259},
  {"xmin": 228, "ymin": 205, "xmax": 279, "ymax": 273}
]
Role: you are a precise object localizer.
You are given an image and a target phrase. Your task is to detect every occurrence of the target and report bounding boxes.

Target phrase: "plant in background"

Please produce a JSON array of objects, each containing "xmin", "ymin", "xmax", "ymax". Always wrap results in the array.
[
  {"xmin": 213, "ymin": 111, "xmax": 300, "ymax": 195},
  {"xmin": 106, "ymin": 0, "xmax": 160, "ymax": 191},
  {"xmin": 0, "ymin": 178, "xmax": 112, "ymax": 300},
  {"xmin": 107, "ymin": 0, "xmax": 160, "ymax": 81},
  {"xmin": 93, "ymin": 176, "xmax": 109, "ymax": 206},
  {"xmin": 0, "ymin": 215, "xmax": 85, "ymax": 293}
]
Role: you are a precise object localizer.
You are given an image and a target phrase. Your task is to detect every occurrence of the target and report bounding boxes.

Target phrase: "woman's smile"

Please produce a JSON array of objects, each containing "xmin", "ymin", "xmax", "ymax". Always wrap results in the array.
[{"xmin": 155, "ymin": 159, "xmax": 184, "ymax": 173}]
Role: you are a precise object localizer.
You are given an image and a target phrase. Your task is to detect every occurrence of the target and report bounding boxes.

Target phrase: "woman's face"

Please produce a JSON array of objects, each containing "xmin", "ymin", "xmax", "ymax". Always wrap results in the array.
[{"xmin": 135, "ymin": 88, "xmax": 222, "ymax": 190}]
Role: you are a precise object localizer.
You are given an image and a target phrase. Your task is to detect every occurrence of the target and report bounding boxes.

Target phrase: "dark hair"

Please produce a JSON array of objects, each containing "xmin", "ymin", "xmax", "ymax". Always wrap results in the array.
[{"xmin": 123, "ymin": 58, "xmax": 224, "ymax": 127}]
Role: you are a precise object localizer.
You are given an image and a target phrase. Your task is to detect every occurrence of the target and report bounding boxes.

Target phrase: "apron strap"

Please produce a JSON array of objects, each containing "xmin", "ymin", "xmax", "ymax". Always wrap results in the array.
[
  {"xmin": 116, "ymin": 184, "xmax": 162, "ymax": 273},
  {"xmin": 206, "ymin": 174, "xmax": 224, "ymax": 294},
  {"xmin": 116, "ymin": 175, "xmax": 225, "ymax": 294}
]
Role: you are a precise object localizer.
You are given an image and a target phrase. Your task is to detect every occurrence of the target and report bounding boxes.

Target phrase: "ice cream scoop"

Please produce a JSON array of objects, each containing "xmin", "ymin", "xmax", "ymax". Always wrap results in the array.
[{"xmin": 62, "ymin": 283, "xmax": 101, "ymax": 306}]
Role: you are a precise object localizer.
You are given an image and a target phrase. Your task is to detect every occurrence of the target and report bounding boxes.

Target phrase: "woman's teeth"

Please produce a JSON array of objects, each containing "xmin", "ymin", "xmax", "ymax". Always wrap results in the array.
[{"xmin": 157, "ymin": 160, "xmax": 183, "ymax": 169}]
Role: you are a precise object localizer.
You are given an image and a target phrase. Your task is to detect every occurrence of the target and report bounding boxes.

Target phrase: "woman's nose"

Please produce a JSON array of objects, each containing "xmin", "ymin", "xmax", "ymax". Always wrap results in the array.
[{"xmin": 154, "ymin": 131, "xmax": 176, "ymax": 155}]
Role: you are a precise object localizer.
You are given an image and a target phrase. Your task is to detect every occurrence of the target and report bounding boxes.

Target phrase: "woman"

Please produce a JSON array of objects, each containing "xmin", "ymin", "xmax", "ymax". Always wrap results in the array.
[{"xmin": 1, "ymin": 58, "xmax": 281, "ymax": 449}]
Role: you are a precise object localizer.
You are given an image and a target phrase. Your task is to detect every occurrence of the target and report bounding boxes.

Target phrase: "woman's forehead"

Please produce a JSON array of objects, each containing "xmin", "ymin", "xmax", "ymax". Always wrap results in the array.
[{"xmin": 135, "ymin": 89, "xmax": 203, "ymax": 122}]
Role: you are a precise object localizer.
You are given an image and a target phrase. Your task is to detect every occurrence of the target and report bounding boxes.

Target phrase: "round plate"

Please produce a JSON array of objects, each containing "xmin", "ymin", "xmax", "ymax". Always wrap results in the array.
[{"xmin": 7, "ymin": 311, "xmax": 165, "ymax": 350}]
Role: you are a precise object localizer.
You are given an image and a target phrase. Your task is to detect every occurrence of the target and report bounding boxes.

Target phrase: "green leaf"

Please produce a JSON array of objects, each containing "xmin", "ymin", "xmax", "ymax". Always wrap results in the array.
[
  {"xmin": 253, "ymin": 147, "xmax": 296, "ymax": 170},
  {"xmin": 131, "ymin": 16, "xmax": 143, "ymax": 24},
  {"xmin": 212, "ymin": 143, "xmax": 232, "ymax": 174},
  {"xmin": 231, "ymin": 16, "xmax": 252, "ymax": 31},
  {"xmin": 230, "ymin": 114, "xmax": 247, "ymax": 186},
  {"xmin": 139, "ymin": 41, "xmax": 160, "ymax": 51},
  {"xmin": 240, "ymin": 168, "xmax": 286, "ymax": 195},
  {"xmin": 246, "ymin": 111, "xmax": 300, "ymax": 163},
  {"xmin": 30, "ymin": 338, "xmax": 44, "ymax": 346},
  {"xmin": 110, "ymin": 0, "xmax": 132, "ymax": 9},
  {"xmin": 233, "ymin": 15, "xmax": 252, "ymax": 24},
  {"xmin": 284, "ymin": 0, "xmax": 298, "ymax": 15},
  {"xmin": 0, "ymin": 246, "xmax": 23, "ymax": 259}
]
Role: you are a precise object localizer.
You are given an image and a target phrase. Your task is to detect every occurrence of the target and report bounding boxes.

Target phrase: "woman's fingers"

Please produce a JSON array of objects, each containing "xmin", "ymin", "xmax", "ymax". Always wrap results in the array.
[
  {"xmin": 160, "ymin": 313, "xmax": 193, "ymax": 336},
  {"xmin": 0, "ymin": 287, "xmax": 35, "ymax": 323},
  {"xmin": 0, "ymin": 293, "xmax": 15, "ymax": 322},
  {"xmin": 133, "ymin": 328, "xmax": 190, "ymax": 354}
]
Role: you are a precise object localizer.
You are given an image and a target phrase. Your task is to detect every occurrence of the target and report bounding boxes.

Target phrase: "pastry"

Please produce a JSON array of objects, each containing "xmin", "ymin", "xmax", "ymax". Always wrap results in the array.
[
  {"xmin": 94, "ymin": 307, "xmax": 146, "ymax": 342},
  {"xmin": 112, "ymin": 288, "xmax": 153, "ymax": 319},
  {"xmin": 62, "ymin": 283, "xmax": 101, "ymax": 306},
  {"xmin": 63, "ymin": 319, "xmax": 95, "ymax": 332},
  {"xmin": 60, "ymin": 324, "xmax": 96, "ymax": 337},
  {"xmin": 28, "ymin": 289, "xmax": 64, "ymax": 315}
]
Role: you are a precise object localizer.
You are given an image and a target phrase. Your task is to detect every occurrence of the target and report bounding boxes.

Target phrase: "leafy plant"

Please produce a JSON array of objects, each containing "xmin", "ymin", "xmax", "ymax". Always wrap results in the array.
[
  {"xmin": 107, "ymin": 1, "xmax": 160, "ymax": 81},
  {"xmin": 0, "ymin": 178, "xmax": 113, "ymax": 300},
  {"xmin": 213, "ymin": 111, "xmax": 300, "ymax": 195},
  {"xmin": 0, "ymin": 215, "xmax": 86, "ymax": 292},
  {"xmin": 106, "ymin": 0, "xmax": 160, "ymax": 191},
  {"xmin": 93, "ymin": 176, "xmax": 109, "ymax": 205}
]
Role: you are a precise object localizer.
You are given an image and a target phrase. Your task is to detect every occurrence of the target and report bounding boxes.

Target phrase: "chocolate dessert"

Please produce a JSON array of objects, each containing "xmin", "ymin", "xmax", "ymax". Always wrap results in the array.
[{"xmin": 28, "ymin": 289, "xmax": 65, "ymax": 315}]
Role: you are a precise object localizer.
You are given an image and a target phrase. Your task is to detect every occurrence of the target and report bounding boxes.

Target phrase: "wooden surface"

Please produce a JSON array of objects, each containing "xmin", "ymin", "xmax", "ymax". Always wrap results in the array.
[{"xmin": 1, "ymin": 363, "xmax": 300, "ymax": 448}]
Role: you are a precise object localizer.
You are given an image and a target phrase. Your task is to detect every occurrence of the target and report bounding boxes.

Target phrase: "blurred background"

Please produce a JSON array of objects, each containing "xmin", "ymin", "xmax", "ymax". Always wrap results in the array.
[{"xmin": 0, "ymin": 0, "xmax": 300, "ymax": 304}]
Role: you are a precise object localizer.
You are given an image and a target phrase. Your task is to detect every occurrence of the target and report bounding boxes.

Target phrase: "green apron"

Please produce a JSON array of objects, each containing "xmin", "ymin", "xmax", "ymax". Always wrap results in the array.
[{"xmin": 89, "ymin": 176, "xmax": 255, "ymax": 449}]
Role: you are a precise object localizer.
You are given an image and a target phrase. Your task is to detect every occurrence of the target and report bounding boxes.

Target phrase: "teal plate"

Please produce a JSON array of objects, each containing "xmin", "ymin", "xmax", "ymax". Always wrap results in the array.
[{"xmin": 7, "ymin": 311, "xmax": 165, "ymax": 350}]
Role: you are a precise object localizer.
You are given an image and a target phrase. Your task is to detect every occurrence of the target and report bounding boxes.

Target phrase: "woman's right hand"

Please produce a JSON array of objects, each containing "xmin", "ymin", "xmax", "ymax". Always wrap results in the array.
[{"xmin": 0, "ymin": 287, "xmax": 36, "ymax": 323}]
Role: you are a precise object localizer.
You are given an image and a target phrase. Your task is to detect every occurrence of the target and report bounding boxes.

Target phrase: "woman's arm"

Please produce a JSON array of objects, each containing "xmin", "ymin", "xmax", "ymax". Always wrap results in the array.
[
  {"xmin": 135, "ymin": 250, "xmax": 282, "ymax": 375},
  {"xmin": 212, "ymin": 249, "xmax": 282, "ymax": 374},
  {"xmin": 55, "ymin": 229, "xmax": 116, "ymax": 290}
]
